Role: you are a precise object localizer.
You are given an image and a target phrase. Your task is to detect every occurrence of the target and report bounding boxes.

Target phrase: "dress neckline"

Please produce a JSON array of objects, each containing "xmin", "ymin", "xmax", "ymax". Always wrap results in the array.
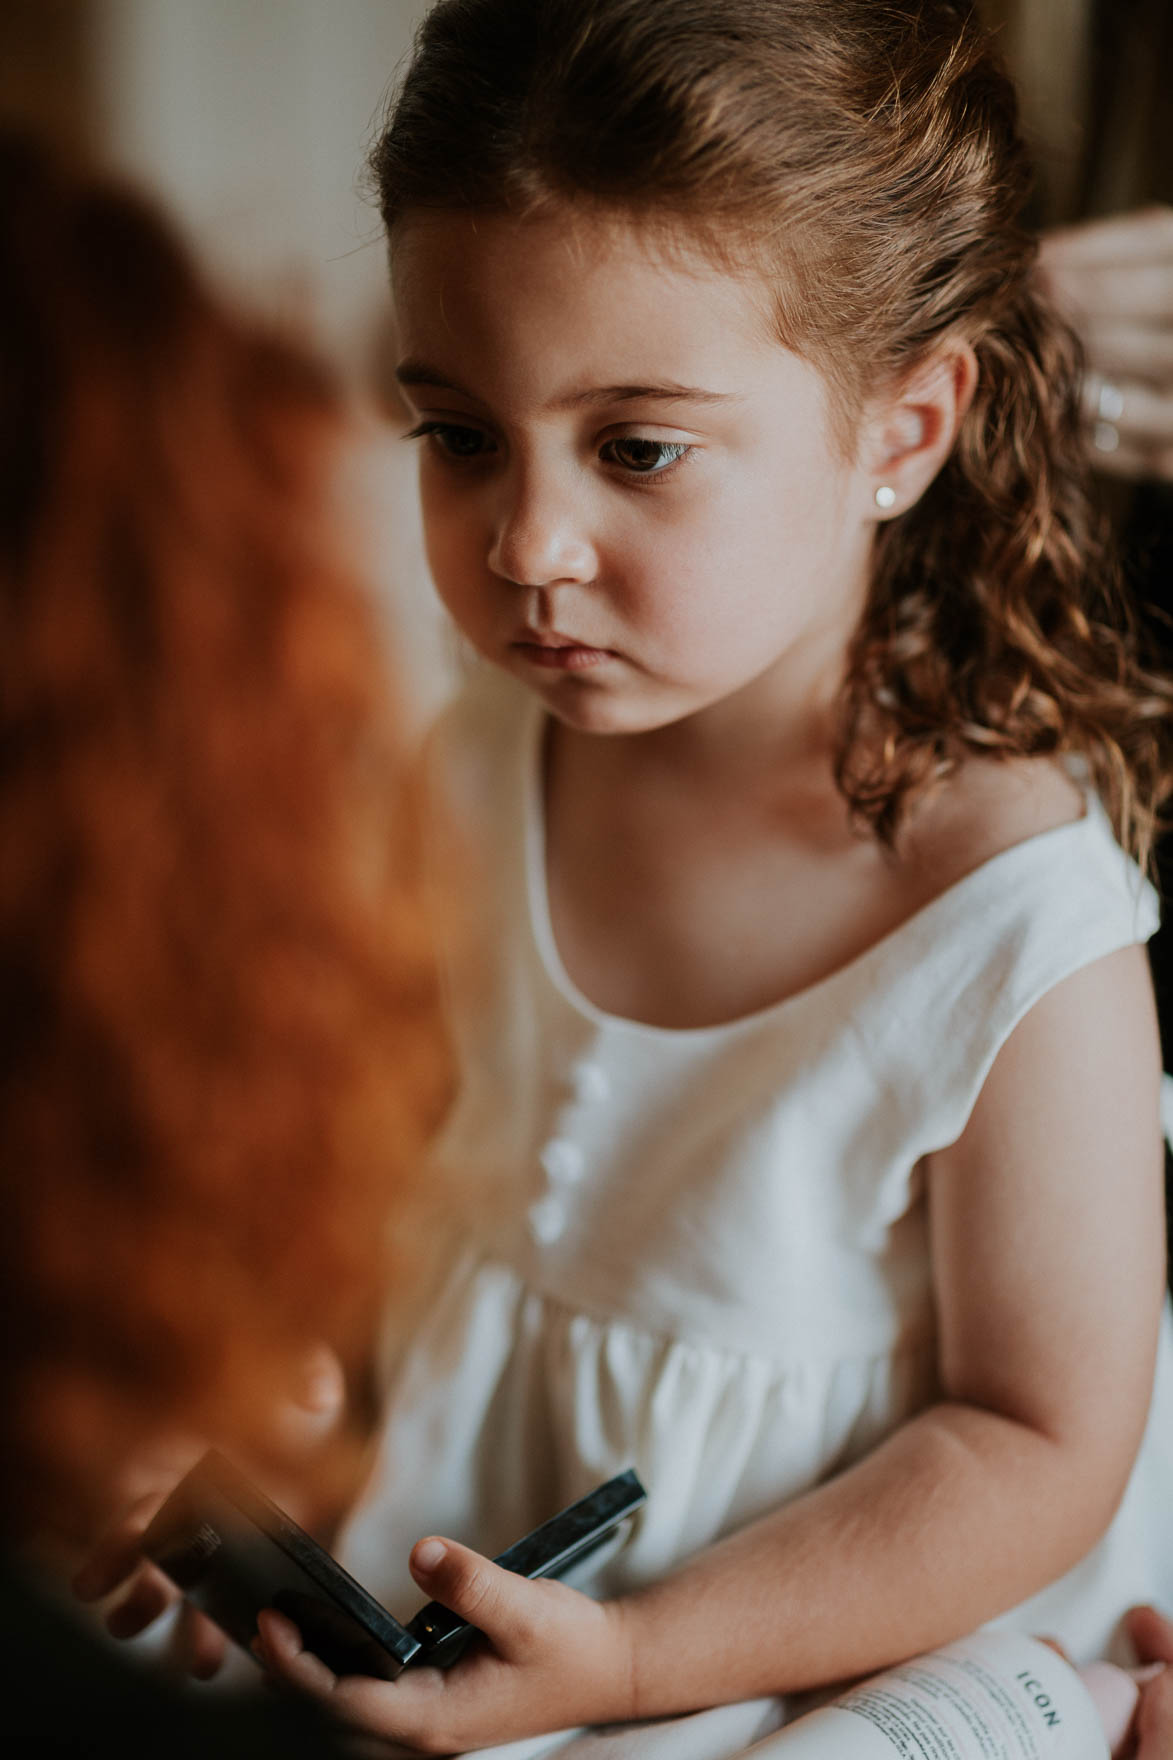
[{"xmin": 521, "ymin": 699, "xmax": 1109, "ymax": 1042}]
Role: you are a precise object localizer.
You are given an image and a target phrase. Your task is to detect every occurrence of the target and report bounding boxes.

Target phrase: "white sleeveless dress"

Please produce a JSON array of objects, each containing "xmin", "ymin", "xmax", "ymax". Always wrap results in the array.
[{"xmin": 339, "ymin": 667, "xmax": 1173, "ymax": 1756}]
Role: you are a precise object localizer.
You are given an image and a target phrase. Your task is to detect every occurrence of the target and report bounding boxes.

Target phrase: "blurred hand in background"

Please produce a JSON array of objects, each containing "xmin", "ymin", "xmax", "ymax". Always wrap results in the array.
[{"xmin": 1040, "ymin": 207, "xmax": 1173, "ymax": 485}]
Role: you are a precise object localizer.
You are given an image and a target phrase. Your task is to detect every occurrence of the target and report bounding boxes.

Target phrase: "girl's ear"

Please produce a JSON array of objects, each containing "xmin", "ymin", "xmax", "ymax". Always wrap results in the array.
[{"xmin": 863, "ymin": 342, "xmax": 978, "ymax": 520}]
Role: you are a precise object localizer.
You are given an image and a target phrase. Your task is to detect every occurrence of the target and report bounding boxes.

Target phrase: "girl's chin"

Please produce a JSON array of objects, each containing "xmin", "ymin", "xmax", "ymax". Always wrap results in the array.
[{"xmin": 539, "ymin": 686, "xmax": 702, "ymax": 740}]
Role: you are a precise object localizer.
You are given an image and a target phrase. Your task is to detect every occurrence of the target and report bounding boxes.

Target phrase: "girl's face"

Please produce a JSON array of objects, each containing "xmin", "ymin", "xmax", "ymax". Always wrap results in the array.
[{"xmin": 391, "ymin": 208, "xmax": 881, "ymax": 739}]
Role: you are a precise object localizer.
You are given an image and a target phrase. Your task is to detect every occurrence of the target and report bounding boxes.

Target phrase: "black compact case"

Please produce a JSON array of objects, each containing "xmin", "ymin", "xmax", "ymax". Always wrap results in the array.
[
  {"xmin": 141, "ymin": 1450, "xmax": 420, "ymax": 1679},
  {"xmin": 141, "ymin": 1450, "xmax": 646, "ymax": 1680}
]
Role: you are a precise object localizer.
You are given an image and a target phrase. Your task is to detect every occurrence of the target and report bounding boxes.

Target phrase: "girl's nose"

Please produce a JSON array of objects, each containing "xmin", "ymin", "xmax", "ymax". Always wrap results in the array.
[{"xmin": 486, "ymin": 470, "xmax": 595, "ymax": 588}]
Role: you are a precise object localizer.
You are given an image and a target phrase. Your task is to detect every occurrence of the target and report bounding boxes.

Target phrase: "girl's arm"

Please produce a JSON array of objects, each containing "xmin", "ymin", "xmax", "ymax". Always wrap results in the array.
[{"xmin": 258, "ymin": 944, "xmax": 1166, "ymax": 1751}]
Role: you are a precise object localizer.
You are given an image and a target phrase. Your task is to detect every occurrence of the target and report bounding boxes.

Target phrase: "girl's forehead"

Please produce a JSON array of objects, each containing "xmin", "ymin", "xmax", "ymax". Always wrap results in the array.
[
  {"xmin": 390, "ymin": 206, "xmax": 797, "ymax": 391},
  {"xmin": 391, "ymin": 204, "xmax": 744, "ymax": 293}
]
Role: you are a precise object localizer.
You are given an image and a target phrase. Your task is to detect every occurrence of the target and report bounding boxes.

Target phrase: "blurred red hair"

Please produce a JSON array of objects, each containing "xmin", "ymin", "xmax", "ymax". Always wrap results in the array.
[{"xmin": 0, "ymin": 132, "xmax": 448, "ymax": 1532}]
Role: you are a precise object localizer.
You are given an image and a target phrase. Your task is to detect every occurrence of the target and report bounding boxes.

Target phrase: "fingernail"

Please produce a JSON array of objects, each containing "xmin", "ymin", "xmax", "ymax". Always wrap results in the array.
[
  {"xmin": 414, "ymin": 1538, "xmax": 447, "ymax": 1572},
  {"xmin": 1135, "ymin": 1661, "xmax": 1167, "ymax": 1684}
]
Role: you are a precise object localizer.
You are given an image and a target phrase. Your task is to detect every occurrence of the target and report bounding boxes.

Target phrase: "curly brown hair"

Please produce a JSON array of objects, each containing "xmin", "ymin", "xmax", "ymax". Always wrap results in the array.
[
  {"xmin": 370, "ymin": 0, "xmax": 1173, "ymax": 862},
  {"xmin": 0, "ymin": 133, "xmax": 448, "ymax": 1534}
]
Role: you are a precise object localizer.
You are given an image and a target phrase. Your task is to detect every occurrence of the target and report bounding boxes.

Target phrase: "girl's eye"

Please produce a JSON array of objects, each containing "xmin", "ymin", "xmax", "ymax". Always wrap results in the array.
[
  {"xmin": 405, "ymin": 422, "xmax": 496, "ymax": 461},
  {"xmin": 601, "ymin": 437, "xmax": 691, "ymax": 475}
]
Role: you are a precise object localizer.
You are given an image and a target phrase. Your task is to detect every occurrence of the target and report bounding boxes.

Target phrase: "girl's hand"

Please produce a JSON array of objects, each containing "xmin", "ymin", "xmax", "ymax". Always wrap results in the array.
[
  {"xmin": 255, "ymin": 1536, "xmax": 636, "ymax": 1754},
  {"xmin": 72, "ymin": 1343, "xmax": 346, "ymax": 1675},
  {"xmin": 1123, "ymin": 1606, "xmax": 1173, "ymax": 1760},
  {"xmin": 71, "ymin": 1447, "xmax": 221, "ymax": 1667},
  {"xmin": 1038, "ymin": 207, "xmax": 1173, "ymax": 484}
]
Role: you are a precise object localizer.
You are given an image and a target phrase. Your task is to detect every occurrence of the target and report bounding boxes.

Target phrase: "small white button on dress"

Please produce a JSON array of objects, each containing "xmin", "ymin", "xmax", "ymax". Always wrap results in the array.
[
  {"xmin": 570, "ymin": 1061, "xmax": 611, "ymax": 1105},
  {"xmin": 539, "ymin": 1138, "xmax": 585, "ymax": 1183},
  {"xmin": 527, "ymin": 1193, "xmax": 568, "ymax": 1243}
]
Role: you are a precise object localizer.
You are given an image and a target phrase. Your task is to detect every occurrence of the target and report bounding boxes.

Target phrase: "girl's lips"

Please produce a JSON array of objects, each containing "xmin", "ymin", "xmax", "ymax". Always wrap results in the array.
[{"xmin": 511, "ymin": 639, "xmax": 612, "ymax": 671}]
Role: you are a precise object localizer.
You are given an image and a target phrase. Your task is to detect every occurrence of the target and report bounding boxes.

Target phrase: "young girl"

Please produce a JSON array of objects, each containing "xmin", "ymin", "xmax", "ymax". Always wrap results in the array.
[{"xmin": 258, "ymin": 0, "xmax": 1173, "ymax": 1749}]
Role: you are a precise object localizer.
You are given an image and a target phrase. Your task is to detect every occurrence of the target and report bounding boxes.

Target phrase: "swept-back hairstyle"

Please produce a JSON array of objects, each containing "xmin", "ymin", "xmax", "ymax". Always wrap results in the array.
[
  {"xmin": 371, "ymin": 0, "xmax": 1172, "ymax": 858},
  {"xmin": 0, "ymin": 133, "xmax": 447, "ymax": 1532}
]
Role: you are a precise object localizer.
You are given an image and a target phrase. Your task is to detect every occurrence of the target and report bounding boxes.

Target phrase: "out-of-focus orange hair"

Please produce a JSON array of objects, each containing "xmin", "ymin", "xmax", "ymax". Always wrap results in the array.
[{"xmin": 0, "ymin": 132, "xmax": 448, "ymax": 1534}]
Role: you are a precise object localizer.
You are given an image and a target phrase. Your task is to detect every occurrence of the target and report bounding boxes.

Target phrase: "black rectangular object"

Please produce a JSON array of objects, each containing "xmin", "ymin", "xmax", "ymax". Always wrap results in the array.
[{"xmin": 141, "ymin": 1449, "xmax": 421, "ymax": 1680}]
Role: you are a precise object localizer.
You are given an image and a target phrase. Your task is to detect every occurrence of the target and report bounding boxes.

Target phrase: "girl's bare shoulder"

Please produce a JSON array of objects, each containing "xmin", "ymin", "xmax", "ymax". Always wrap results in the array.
[{"xmin": 900, "ymin": 756, "xmax": 1086, "ymax": 900}]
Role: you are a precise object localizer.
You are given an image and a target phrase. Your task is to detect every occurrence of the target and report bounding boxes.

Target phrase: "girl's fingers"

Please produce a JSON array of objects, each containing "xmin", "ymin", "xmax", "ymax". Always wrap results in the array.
[
  {"xmin": 1134, "ymin": 1666, "xmax": 1173, "ymax": 1758},
  {"xmin": 258, "ymin": 1545, "xmax": 559, "ymax": 1744},
  {"xmin": 72, "ymin": 1491, "xmax": 167, "ymax": 1602},
  {"xmin": 1125, "ymin": 1604, "xmax": 1173, "ymax": 1667},
  {"xmin": 171, "ymin": 1600, "xmax": 228, "ymax": 1680},
  {"xmin": 255, "ymin": 1608, "xmax": 341, "ymax": 1695},
  {"xmin": 409, "ymin": 1537, "xmax": 538, "ymax": 1660},
  {"xmin": 102, "ymin": 1437, "xmax": 205, "ymax": 1512},
  {"xmin": 72, "ymin": 1533, "xmax": 149, "ymax": 1605},
  {"xmin": 255, "ymin": 1610, "xmax": 448, "ymax": 1743}
]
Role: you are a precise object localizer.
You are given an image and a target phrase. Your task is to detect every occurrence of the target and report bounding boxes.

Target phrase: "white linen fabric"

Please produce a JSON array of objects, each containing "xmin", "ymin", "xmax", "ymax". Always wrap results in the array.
[{"xmin": 339, "ymin": 666, "xmax": 1173, "ymax": 1755}]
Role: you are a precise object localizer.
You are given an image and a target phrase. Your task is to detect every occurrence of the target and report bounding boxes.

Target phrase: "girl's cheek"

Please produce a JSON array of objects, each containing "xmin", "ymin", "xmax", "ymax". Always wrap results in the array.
[
  {"xmin": 428, "ymin": 548, "xmax": 477, "ymax": 622},
  {"xmin": 422, "ymin": 528, "xmax": 473, "ymax": 617},
  {"xmin": 427, "ymin": 483, "xmax": 492, "ymax": 565},
  {"xmin": 418, "ymin": 472, "xmax": 458, "ymax": 542},
  {"xmin": 421, "ymin": 484, "xmax": 481, "ymax": 568}
]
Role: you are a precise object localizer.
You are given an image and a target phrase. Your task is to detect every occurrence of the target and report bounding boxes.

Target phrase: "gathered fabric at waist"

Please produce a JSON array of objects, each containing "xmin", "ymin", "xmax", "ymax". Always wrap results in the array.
[{"xmin": 341, "ymin": 1242, "xmax": 940, "ymax": 1620}]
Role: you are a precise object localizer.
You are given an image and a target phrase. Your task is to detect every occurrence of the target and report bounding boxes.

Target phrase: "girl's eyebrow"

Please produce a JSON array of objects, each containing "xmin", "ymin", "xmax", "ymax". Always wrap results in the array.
[
  {"xmin": 395, "ymin": 362, "xmax": 474, "ymax": 397},
  {"xmin": 395, "ymin": 359, "xmax": 740, "ymax": 409},
  {"xmin": 559, "ymin": 382, "xmax": 741, "ymax": 410}
]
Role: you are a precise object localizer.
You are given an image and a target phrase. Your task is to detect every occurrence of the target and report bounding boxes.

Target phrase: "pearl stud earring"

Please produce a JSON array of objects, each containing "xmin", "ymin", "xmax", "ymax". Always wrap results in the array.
[{"xmin": 874, "ymin": 485, "xmax": 897, "ymax": 510}]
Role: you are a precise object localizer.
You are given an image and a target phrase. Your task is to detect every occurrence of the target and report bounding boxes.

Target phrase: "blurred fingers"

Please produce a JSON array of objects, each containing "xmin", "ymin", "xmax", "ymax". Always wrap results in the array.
[
  {"xmin": 170, "ymin": 1600, "xmax": 228, "ymax": 1680},
  {"xmin": 1111, "ymin": 383, "xmax": 1173, "ymax": 449},
  {"xmin": 1041, "ymin": 207, "xmax": 1173, "ymax": 271},
  {"xmin": 1134, "ymin": 1665, "xmax": 1173, "ymax": 1758},
  {"xmin": 1080, "ymin": 376, "xmax": 1173, "ymax": 484},
  {"xmin": 409, "ymin": 1537, "xmax": 539, "ymax": 1659},
  {"xmin": 108, "ymin": 1436, "xmax": 205, "ymax": 1509},
  {"xmin": 1080, "ymin": 327, "xmax": 1173, "ymax": 389},
  {"xmin": 1126, "ymin": 1605, "xmax": 1173, "ymax": 1667},
  {"xmin": 1052, "ymin": 261, "xmax": 1173, "ymax": 326},
  {"xmin": 255, "ymin": 1609, "xmax": 448, "ymax": 1744},
  {"xmin": 255, "ymin": 1608, "xmax": 340, "ymax": 1695},
  {"xmin": 72, "ymin": 1491, "xmax": 168, "ymax": 1603},
  {"xmin": 103, "ymin": 1561, "xmax": 179, "ymax": 1639}
]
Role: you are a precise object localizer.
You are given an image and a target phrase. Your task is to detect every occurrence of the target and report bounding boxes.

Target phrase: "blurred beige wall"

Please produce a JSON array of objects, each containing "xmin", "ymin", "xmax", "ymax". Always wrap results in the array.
[
  {"xmin": 91, "ymin": 0, "xmax": 428, "ymax": 377},
  {"xmin": 1, "ymin": 0, "xmax": 456, "ymax": 721}
]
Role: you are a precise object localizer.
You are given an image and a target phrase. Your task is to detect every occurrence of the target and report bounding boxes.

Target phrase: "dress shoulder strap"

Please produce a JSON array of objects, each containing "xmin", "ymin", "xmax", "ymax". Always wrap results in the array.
[{"xmin": 847, "ymin": 795, "xmax": 1160, "ymax": 1162}]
